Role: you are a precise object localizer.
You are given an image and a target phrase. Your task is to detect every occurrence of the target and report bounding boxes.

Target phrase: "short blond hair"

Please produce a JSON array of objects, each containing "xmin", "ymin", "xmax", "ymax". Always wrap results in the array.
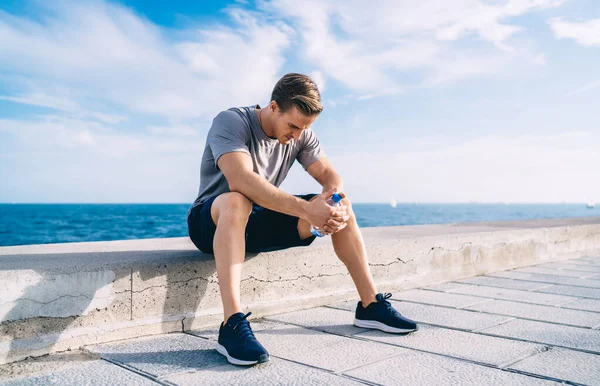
[{"xmin": 271, "ymin": 73, "xmax": 323, "ymax": 116}]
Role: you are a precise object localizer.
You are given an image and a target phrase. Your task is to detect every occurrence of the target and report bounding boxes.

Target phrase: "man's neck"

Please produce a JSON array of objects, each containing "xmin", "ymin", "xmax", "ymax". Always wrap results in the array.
[{"xmin": 258, "ymin": 106, "xmax": 275, "ymax": 138}]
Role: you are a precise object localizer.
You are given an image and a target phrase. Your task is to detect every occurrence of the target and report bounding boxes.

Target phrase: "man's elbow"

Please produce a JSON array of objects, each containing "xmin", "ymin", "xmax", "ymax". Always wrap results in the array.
[
  {"xmin": 227, "ymin": 180, "xmax": 243, "ymax": 193},
  {"xmin": 226, "ymin": 174, "xmax": 250, "ymax": 194}
]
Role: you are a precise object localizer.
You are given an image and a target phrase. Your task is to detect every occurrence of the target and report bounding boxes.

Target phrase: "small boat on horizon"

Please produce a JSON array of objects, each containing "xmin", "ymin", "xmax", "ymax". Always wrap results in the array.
[
  {"xmin": 587, "ymin": 202, "xmax": 595, "ymax": 209},
  {"xmin": 390, "ymin": 198, "xmax": 397, "ymax": 208}
]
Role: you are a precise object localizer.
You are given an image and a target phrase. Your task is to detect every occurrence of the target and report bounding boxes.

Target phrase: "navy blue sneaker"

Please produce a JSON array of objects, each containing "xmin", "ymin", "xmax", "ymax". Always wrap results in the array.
[
  {"xmin": 354, "ymin": 293, "xmax": 418, "ymax": 333},
  {"xmin": 216, "ymin": 312, "xmax": 270, "ymax": 366}
]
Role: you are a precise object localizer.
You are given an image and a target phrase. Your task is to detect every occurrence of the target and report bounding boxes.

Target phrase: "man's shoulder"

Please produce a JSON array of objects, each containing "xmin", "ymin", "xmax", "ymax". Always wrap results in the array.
[
  {"xmin": 214, "ymin": 106, "xmax": 248, "ymax": 122},
  {"xmin": 212, "ymin": 106, "xmax": 253, "ymax": 130},
  {"xmin": 299, "ymin": 127, "xmax": 319, "ymax": 144}
]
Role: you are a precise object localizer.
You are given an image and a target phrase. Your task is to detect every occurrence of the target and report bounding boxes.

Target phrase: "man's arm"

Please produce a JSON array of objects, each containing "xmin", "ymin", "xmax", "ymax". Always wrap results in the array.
[
  {"xmin": 306, "ymin": 157, "xmax": 344, "ymax": 193},
  {"xmin": 218, "ymin": 152, "xmax": 309, "ymax": 219}
]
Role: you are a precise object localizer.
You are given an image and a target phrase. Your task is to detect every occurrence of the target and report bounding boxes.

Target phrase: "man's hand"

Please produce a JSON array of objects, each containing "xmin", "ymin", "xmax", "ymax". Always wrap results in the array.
[{"xmin": 306, "ymin": 188, "xmax": 349, "ymax": 236}]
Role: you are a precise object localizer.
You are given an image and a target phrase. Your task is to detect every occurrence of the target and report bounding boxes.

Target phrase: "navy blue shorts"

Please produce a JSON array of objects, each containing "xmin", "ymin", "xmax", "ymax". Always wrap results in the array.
[{"xmin": 187, "ymin": 193, "xmax": 318, "ymax": 254}]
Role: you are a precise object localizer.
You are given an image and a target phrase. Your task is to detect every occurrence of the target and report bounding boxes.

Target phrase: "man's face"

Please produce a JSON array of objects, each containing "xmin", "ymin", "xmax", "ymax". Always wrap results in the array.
[{"xmin": 272, "ymin": 105, "xmax": 318, "ymax": 145}]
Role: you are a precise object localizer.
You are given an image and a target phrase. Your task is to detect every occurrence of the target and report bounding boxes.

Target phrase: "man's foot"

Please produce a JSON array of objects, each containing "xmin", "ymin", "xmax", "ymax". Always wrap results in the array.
[
  {"xmin": 216, "ymin": 312, "xmax": 270, "ymax": 366},
  {"xmin": 354, "ymin": 293, "xmax": 418, "ymax": 333}
]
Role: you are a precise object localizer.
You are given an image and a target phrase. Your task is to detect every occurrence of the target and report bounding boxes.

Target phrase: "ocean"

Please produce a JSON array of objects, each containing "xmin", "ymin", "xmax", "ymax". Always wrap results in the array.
[{"xmin": 0, "ymin": 203, "xmax": 597, "ymax": 247}]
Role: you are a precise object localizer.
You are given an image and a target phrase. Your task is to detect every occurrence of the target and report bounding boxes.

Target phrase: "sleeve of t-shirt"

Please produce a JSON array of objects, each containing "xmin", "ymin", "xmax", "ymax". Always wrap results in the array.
[
  {"xmin": 297, "ymin": 129, "xmax": 327, "ymax": 170},
  {"xmin": 207, "ymin": 110, "xmax": 251, "ymax": 168}
]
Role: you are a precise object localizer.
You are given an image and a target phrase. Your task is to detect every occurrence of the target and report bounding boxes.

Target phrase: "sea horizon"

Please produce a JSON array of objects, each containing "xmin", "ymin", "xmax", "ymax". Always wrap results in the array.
[{"xmin": 0, "ymin": 202, "xmax": 598, "ymax": 247}]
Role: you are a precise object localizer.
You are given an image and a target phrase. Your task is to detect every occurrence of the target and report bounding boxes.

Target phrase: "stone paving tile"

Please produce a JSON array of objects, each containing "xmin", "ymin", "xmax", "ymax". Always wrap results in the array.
[
  {"xmin": 355, "ymin": 324, "xmax": 545, "ymax": 367},
  {"xmin": 388, "ymin": 301, "xmax": 513, "ymax": 331},
  {"xmin": 535, "ymin": 261, "xmax": 583, "ymax": 269},
  {"xmin": 575, "ymin": 256, "xmax": 600, "ymax": 264},
  {"xmin": 0, "ymin": 360, "xmax": 157, "ymax": 386},
  {"xmin": 188, "ymin": 320, "xmax": 282, "ymax": 341},
  {"xmin": 537, "ymin": 262, "xmax": 600, "ymax": 273},
  {"xmin": 240, "ymin": 323, "xmax": 408, "ymax": 373},
  {"xmin": 509, "ymin": 347, "xmax": 600, "ymax": 386},
  {"xmin": 328, "ymin": 299, "xmax": 514, "ymax": 332},
  {"xmin": 85, "ymin": 333, "xmax": 225, "ymax": 378},
  {"xmin": 392, "ymin": 289, "xmax": 492, "ymax": 308},
  {"xmin": 440, "ymin": 283, "xmax": 577, "ymax": 306},
  {"xmin": 561, "ymin": 298, "xmax": 600, "ymax": 313},
  {"xmin": 465, "ymin": 299, "xmax": 600, "ymax": 328},
  {"xmin": 193, "ymin": 319, "xmax": 406, "ymax": 373},
  {"xmin": 329, "ymin": 290, "xmax": 489, "ymax": 311},
  {"xmin": 488, "ymin": 270, "xmax": 600, "ymax": 288},
  {"xmin": 480, "ymin": 319, "xmax": 600, "ymax": 353},
  {"xmin": 343, "ymin": 350, "xmax": 556, "ymax": 386},
  {"xmin": 0, "ymin": 351, "xmax": 95, "ymax": 382},
  {"xmin": 456, "ymin": 276, "xmax": 549, "ymax": 291},
  {"xmin": 326, "ymin": 300, "xmax": 356, "ymax": 312},
  {"xmin": 161, "ymin": 357, "xmax": 365, "ymax": 386},
  {"xmin": 515, "ymin": 266, "xmax": 597, "ymax": 278},
  {"xmin": 265, "ymin": 306, "xmax": 370, "ymax": 336},
  {"xmin": 534, "ymin": 283, "xmax": 600, "ymax": 299},
  {"xmin": 573, "ymin": 264, "xmax": 600, "ymax": 271},
  {"xmin": 422, "ymin": 282, "xmax": 463, "ymax": 292}
]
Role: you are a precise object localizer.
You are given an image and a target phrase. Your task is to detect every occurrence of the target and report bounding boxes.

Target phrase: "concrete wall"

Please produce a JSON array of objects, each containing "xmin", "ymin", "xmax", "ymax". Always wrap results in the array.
[{"xmin": 1, "ymin": 217, "xmax": 600, "ymax": 364}]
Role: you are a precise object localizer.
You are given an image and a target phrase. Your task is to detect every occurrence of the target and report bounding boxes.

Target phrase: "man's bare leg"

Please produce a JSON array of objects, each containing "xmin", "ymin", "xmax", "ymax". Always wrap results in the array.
[
  {"xmin": 298, "ymin": 198, "xmax": 378, "ymax": 307},
  {"xmin": 211, "ymin": 192, "xmax": 252, "ymax": 323}
]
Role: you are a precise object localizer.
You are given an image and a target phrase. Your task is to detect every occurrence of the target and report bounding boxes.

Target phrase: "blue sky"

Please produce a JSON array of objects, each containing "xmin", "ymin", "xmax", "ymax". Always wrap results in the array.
[{"xmin": 0, "ymin": 0, "xmax": 599, "ymax": 203}]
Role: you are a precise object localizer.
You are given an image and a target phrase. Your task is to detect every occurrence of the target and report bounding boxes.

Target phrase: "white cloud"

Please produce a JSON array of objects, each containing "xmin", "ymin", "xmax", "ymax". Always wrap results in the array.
[
  {"xmin": 4, "ymin": 114, "xmax": 599, "ymax": 204},
  {"xmin": 148, "ymin": 125, "xmax": 199, "ymax": 137},
  {"xmin": 264, "ymin": 0, "xmax": 562, "ymax": 95},
  {"xmin": 76, "ymin": 130, "xmax": 95, "ymax": 146},
  {"xmin": 532, "ymin": 53, "xmax": 546, "ymax": 65},
  {"xmin": 424, "ymin": 51, "xmax": 510, "ymax": 86},
  {"xmin": 0, "ymin": 115, "xmax": 204, "ymax": 156},
  {"xmin": 88, "ymin": 112, "xmax": 128, "ymax": 125},
  {"xmin": 330, "ymin": 0, "xmax": 564, "ymax": 47},
  {"xmin": 3, "ymin": 0, "xmax": 593, "ymax": 205},
  {"xmin": 0, "ymin": 93, "xmax": 79, "ymax": 111},
  {"xmin": 308, "ymin": 131, "xmax": 600, "ymax": 203},
  {"xmin": 0, "ymin": 94, "xmax": 128, "ymax": 125},
  {"xmin": 566, "ymin": 80, "xmax": 600, "ymax": 96},
  {"xmin": 0, "ymin": 1, "xmax": 293, "ymax": 203},
  {"xmin": 310, "ymin": 70, "xmax": 326, "ymax": 93},
  {"xmin": 0, "ymin": 0, "xmax": 562, "ymax": 118},
  {"xmin": 0, "ymin": 115, "xmax": 205, "ymax": 203},
  {"xmin": 549, "ymin": 17, "xmax": 600, "ymax": 47},
  {"xmin": 0, "ymin": 2, "xmax": 291, "ymax": 120}
]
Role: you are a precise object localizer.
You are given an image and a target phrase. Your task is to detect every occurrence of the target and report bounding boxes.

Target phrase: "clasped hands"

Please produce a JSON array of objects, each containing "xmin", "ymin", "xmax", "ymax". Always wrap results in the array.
[{"xmin": 307, "ymin": 188, "xmax": 350, "ymax": 236}]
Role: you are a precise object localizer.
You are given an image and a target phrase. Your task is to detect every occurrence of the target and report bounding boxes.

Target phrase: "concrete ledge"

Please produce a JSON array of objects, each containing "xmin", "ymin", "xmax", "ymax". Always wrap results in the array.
[{"xmin": 1, "ymin": 217, "xmax": 600, "ymax": 364}]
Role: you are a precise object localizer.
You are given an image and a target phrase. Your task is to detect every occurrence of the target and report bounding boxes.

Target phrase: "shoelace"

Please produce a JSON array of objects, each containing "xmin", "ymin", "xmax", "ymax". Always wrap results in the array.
[
  {"xmin": 378, "ymin": 293, "xmax": 400, "ymax": 315},
  {"xmin": 380, "ymin": 293, "xmax": 393, "ymax": 302},
  {"xmin": 230, "ymin": 312, "xmax": 256, "ymax": 343}
]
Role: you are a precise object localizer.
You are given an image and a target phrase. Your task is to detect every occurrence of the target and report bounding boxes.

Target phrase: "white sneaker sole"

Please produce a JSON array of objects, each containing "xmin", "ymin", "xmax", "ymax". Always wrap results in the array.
[
  {"xmin": 216, "ymin": 343, "xmax": 269, "ymax": 366},
  {"xmin": 354, "ymin": 319, "xmax": 418, "ymax": 334}
]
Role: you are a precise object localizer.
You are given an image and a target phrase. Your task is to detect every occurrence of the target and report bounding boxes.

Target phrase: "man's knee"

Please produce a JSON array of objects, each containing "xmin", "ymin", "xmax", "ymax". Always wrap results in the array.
[
  {"xmin": 211, "ymin": 192, "xmax": 252, "ymax": 226},
  {"xmin": 342, "ymin": 196, "xmax": 354, "ymax": 212},
  {"xmin": 336, "ymin": 196, "xmax": 355, "ymax": 223}
]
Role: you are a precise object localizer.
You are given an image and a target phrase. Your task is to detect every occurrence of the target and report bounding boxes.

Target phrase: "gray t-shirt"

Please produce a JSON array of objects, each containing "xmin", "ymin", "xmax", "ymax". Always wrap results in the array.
[{"xmin": 190, "ymin": 105, "xmax": 326, "ymax": 211}]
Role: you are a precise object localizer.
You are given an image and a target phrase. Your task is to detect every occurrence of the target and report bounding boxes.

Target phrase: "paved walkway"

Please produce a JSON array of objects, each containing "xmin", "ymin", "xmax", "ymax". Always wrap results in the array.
[{"xmin": 2, "ymin": 255, "xmax": 600, "ymax": 385}]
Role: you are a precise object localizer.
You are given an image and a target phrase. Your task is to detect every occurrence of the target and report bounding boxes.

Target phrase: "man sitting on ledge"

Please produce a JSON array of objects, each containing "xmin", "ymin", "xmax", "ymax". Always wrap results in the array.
[{"xmin": 187, "ymin": 73, "xmax": 417, "ymax": 366}]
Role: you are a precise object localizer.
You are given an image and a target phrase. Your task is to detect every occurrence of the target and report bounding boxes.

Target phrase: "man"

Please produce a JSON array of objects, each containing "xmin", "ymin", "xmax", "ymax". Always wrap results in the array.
[{"xmin": 188, "ymin": 73, "xmax": 417, "ymax": 366}]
